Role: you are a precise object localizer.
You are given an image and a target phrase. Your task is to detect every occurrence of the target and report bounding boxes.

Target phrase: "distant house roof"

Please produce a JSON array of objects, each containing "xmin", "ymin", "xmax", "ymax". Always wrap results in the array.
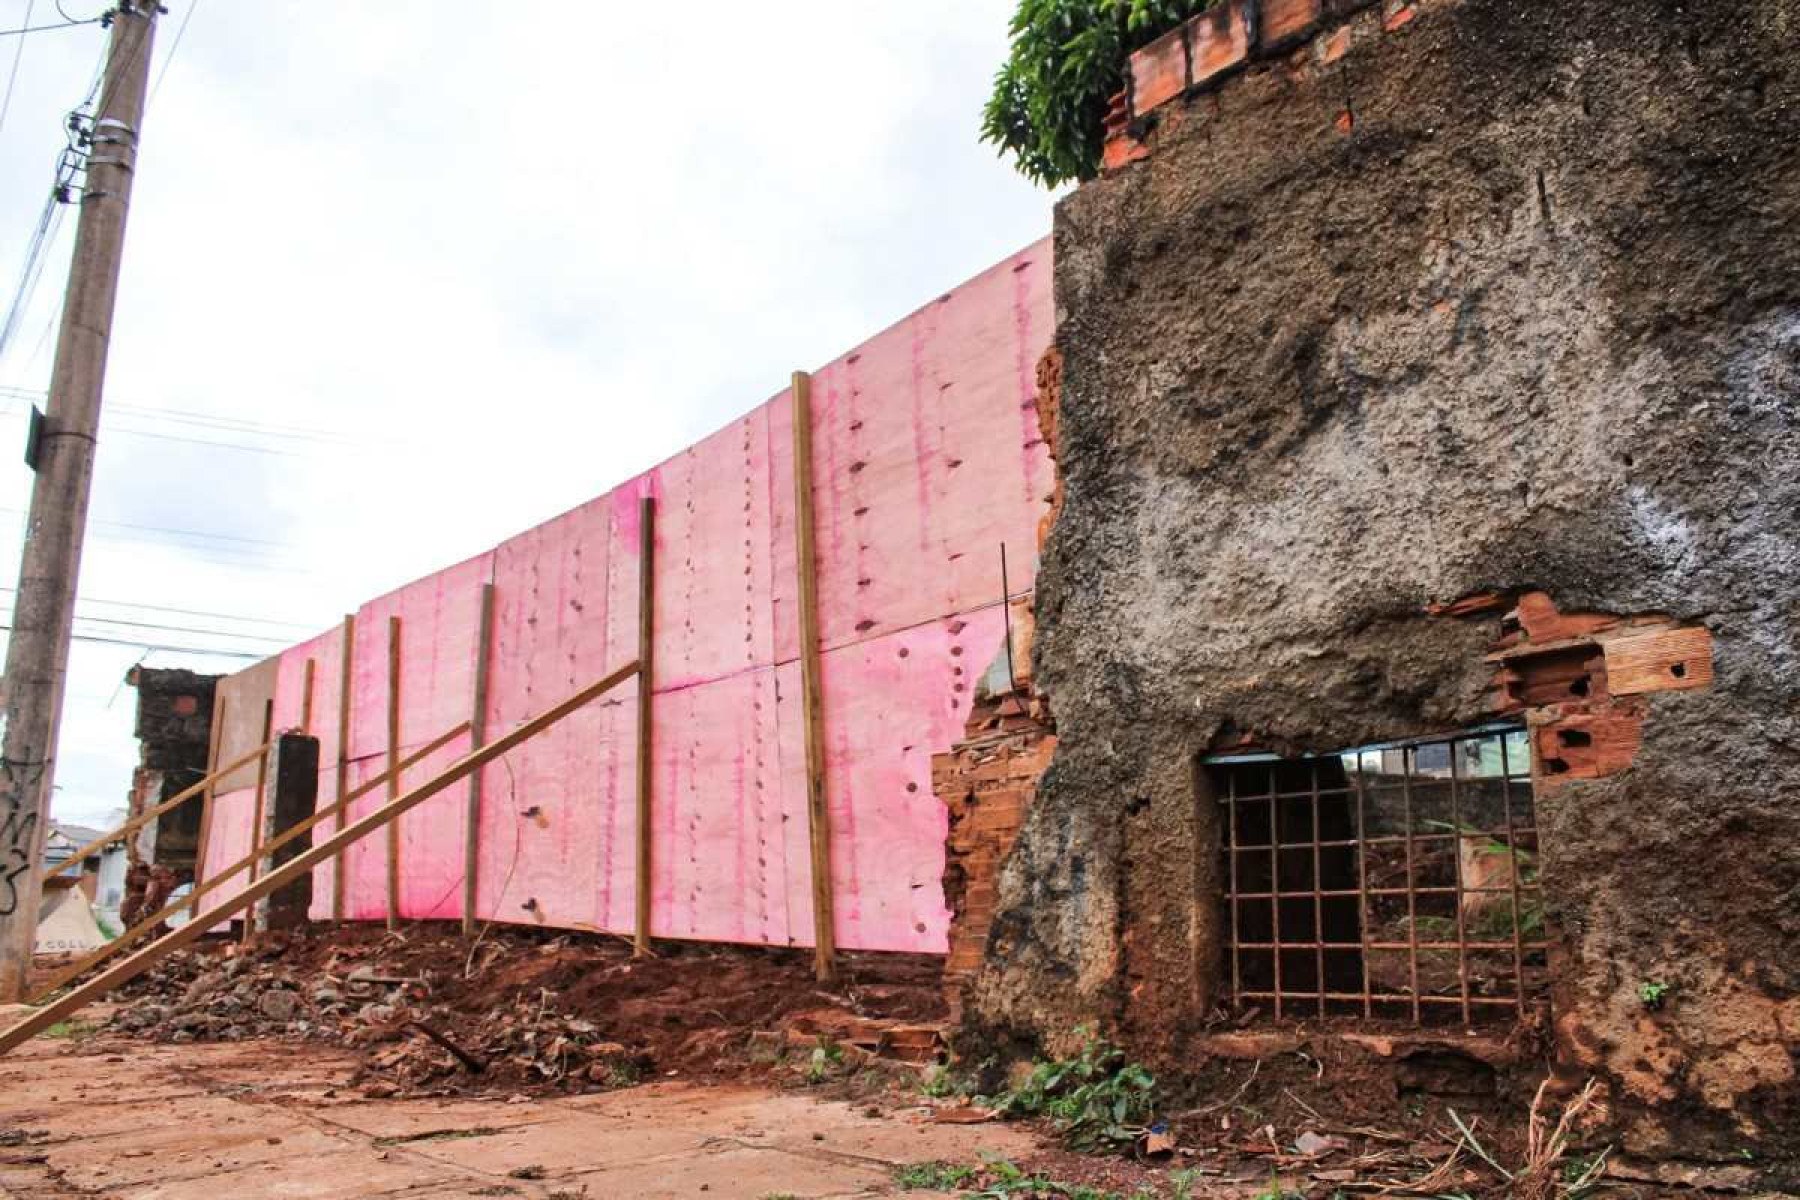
[{"xmin": 43, "ymin": 823, "xmax": 123, "ymax": 876}]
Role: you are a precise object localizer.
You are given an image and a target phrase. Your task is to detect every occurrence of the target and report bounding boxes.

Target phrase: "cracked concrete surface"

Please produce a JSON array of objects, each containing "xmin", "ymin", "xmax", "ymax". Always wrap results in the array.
[{"xmin": 0, "ymin": 1029, "xmax": 1037, "ymax": 1199}]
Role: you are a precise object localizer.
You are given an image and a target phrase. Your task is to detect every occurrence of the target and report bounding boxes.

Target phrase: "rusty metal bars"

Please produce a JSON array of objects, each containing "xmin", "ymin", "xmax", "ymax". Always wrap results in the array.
[{"xmin": 1215, "ymin": 727, "xmax": 1544, "ymax": 1027}]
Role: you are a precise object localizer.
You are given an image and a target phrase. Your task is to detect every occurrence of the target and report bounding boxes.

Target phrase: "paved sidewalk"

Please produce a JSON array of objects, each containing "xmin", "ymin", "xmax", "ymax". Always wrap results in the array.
[{"xmin": 0, "ymin": 1032, "xmax": 1037, "ymax": 1199}]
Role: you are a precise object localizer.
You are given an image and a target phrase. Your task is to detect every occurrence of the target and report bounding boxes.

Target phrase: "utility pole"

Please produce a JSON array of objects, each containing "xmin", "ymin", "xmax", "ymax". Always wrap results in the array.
[{"xmin": 0, "ymin": 0, "xmax": 159, "ymax": 1002}]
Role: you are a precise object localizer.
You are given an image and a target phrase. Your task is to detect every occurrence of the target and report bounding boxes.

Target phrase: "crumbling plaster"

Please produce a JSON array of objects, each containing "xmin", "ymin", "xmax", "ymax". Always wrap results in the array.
[{"xmin": 968, "ymin": 0, "xmax": 1800, "ymax": 1167}]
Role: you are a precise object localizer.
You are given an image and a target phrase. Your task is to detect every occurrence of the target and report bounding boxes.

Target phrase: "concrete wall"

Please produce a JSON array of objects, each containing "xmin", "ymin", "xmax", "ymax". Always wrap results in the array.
[{"xmin": 974, "ymin": 0, "xmax": 1800, "ymax": 1172}]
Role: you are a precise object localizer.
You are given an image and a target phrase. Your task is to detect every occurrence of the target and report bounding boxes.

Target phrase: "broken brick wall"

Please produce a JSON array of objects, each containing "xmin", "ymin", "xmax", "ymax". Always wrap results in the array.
[
  {"xmin": 126, "ymin": 667, "xmax": 218, "ymax": 878},
  {"xmin": 933, "ymin": 686, "xmax": 1054, "ymax": 1025},
  {"xmin": 968, "ymin": 0, "xmax": 1800, "ymax": 1175}
]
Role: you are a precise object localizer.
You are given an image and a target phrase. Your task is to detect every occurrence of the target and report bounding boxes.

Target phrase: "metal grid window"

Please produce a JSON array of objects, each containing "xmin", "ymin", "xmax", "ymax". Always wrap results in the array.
[{"xmin": 1210, "ymin": 726, "xmax": 1547, "ymax": 1026}]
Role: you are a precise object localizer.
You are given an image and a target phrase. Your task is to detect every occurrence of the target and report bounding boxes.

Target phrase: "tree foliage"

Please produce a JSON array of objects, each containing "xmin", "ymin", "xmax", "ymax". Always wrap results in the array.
[{"xmin": 981, "ymin": 0, "xmax": 1216, "ymax": 188}]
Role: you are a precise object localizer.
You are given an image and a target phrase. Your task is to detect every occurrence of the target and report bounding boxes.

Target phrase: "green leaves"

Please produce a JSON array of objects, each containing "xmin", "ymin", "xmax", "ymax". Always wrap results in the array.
[
  {"xmin": 982, "ymin": 1027, "xmax": 1158, "ymax": 1153},
  {"xmin": 980, "ymin": 0, "xmax": 1216, "ymax": 187}
]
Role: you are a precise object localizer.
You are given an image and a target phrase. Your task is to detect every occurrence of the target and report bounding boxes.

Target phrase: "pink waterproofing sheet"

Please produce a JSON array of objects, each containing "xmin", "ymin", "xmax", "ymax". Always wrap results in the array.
[{"xmin": 229, "ymin": 238, "xmax": 1053, "ymax": 953}]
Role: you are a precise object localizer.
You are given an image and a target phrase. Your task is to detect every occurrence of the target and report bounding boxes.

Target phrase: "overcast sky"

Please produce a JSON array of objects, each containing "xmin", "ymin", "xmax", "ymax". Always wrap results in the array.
[{"xmin": 0, "ymin": 1, "xmax": 1055, "ymax": 829}]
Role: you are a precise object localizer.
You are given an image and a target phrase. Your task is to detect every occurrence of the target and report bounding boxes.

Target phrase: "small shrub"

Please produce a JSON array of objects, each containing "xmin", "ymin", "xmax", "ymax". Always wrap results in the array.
[
  {"xmin": 983, "ymin": 1027, "xmax": 1156, "ymax": 1153},
  {"xmin": 981, "ymin": 0, "xmax": 1219, "ymax": 187}
]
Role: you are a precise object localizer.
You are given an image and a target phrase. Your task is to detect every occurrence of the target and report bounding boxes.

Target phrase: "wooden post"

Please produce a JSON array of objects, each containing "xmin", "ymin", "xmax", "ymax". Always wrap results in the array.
[
  {"xmin": 0, "ymin": 660, "xmax": 640, "ymax": 1057},
  {"xmin": 385, "ymin": 615, "xmax": 403, "ymax": 931},
  {"xmin": 189, "ymin": 694, "xmax": 226, "ymax": 917},
  {"xmin": 462, "ymin": 582, "xmax": 495, "ymax": 936},
  {"xmin": 790, "ymin": 371, "xmax": 837, "ymax": 982},
  {"xmin": 300, "ymin": 657, "xmax": 316, "ymax": 734},
  {"xmin": 332, "ymin": 614, "xmax": 354, "ymax": 921},
  {"xmin": 241, "ymin": 699, "xmax": 274, "ymax": 942},
  {"xmin": 634, "ymin": 496, "xmax": 655, "ymax": 957}
]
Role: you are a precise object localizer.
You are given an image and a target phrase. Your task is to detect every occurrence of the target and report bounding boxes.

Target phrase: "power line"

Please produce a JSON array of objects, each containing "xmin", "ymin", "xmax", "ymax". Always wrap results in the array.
[
  {"xmin": 0, "ymin": 506, "xmax": 293, "ymax": 551},
  {"xmin": 0, "ymin": 586, "xmax": 319, "ymax": 631},
  {"xmin": 0, "ymin": 387, "xmax": 366, "ymax": 445},
  {"xmin": 0, "ymin": 0, "xmax": 33, "ymax": 136},
  {"xmin": 147, "ymin": 0, "xmax": 195, "ymax": 102},
  {"xmin": 0, "ymin": 608, "xmax": 293, "ymax": 644},
  {"xmin": 0, "ymin": 624, "xmax": 268, "ymax": 659},
  {"xmin": 0, "ymin": 14, "xmax": 98, "ymax": 38},
  {"xmin": 0, "ymin": 188, "xmax": 65, "ymax": 361}
]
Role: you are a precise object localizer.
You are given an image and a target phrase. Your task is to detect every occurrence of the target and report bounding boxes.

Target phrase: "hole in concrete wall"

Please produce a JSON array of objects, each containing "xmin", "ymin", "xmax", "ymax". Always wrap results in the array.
[{"xmin": 1209, "ymin": 726, "xmax": 1548, "ymax": 1027}]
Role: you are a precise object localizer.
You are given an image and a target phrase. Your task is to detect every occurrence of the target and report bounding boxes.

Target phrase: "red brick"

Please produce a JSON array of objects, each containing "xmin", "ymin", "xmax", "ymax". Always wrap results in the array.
[
  {"xmin": 1129, "ymin": 22, "xmax": 1189, "ymax": 118},
  {"xmin": 1259, "ymin": 0, "xmax": 1321, "ymax": 51},
  {"xmin": 1189, "ymin": 0, "xmax": 1251, "ymax": 87},
  {"xmin": 1383, "ymin": 1, "xmax": 1416, "ymax": 31},
  {"xmin": 1318, "ymin": 24, "xmax": 1354, "ymax": 64}
]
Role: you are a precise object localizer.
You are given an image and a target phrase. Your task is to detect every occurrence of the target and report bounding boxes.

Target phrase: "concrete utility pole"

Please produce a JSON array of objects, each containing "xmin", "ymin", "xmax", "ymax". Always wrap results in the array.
[{"xmin": 0, "ymin": 0, "xmax": 159, "ymax": 1001}]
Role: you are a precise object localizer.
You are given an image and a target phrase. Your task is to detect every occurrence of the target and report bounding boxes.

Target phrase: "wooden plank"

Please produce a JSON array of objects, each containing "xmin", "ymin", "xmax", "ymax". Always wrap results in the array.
[
  {"xmin": 32, "ymin": 721, "xmax": 471, "ymax": 1001},
  {"xmin": 0, "ymin": 659, "xmax": 640, "ymax": 1057},
  {"xmin": 332, "ymin": 613, "xmax": 354, "ymax": 921},
  {"xmin": 462, "ymin": 582, "xmax": 495, "ymax": 936},
  {"xmin": 1604, "ymin": 625, "xmax": 1714, "ymax": 695},
  {"xmin": 300, "ymin": 657, "xmax": 316, "ymax": 733},
  {"xmin": 241, "ymin": 698, "xmax": 274, "ymax": 942},
  {"xmin": 790, "ymin": 370, "xmax": 837, "ymax": 982},
  {"xmin": 189, "ymin": 693, "xmax": 226, "ymax": 918},
  {"xmin": 634, "ymin": 496, "xmax": 655, "ymax": 957},
  {"xmin": 40, "ymin": 738, "xmax": 269, "ymax": 881},
  {"xmin": 386, "ymin": 614, "xmax": 402, "ymax": 931}
]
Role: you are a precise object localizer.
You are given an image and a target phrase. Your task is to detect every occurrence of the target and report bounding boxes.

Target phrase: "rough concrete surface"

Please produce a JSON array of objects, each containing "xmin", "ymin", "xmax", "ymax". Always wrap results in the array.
[
  {"xmin": 0, "ymin": 1030, "xmax": 1038, "ymax": 1198},
  {"xmin": 972, "ymin": 0, "xmax": 1800, "ymax": 1176}
]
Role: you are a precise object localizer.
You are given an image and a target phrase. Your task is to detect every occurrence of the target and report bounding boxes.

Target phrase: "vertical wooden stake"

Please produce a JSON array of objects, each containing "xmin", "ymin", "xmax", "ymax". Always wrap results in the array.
[
  {"xmin": 241, "ymin": 698, "xmax": 274, "ymax": 942},
  {"xmin": 385, "ymin": 615, "xmax": 403, "ymax": 931},
  {"xmin": 331, "ymin": 614, "xmax": 354, "ymax": 921},
  {"xmin": 462, "ymin": 582, "xmax": 495, "ymax": 936},
  {"xmin": 790, "ymin": 370, "xmax": 837, "ymax": 983},
  {"xmin": 633, "ymin": 496, "xmax": 656, "ymax": 958},
  {"xmin": 189, "ymin": 693, "xmax": 226, "ymax": 917},
  {"xmin": 299, "ymin": 657, "xmax": 317, "ymax": 734}
]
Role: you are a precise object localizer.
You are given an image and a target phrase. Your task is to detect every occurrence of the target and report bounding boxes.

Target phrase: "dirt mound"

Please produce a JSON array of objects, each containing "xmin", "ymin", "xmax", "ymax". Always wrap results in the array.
[{"xmin": 107, "ymin": 923, "xmax": 946, "ymax": 1097}]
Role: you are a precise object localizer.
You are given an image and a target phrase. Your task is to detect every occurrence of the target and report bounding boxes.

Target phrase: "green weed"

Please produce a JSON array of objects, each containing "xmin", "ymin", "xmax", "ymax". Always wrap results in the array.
[
  {"xmin": 896, "ymin": 1161, "xmax": 979, "ymax": 1190},
  {"xmin": 982, "ymin": 1028, "xmax": 1156, "ymax": 1153}
]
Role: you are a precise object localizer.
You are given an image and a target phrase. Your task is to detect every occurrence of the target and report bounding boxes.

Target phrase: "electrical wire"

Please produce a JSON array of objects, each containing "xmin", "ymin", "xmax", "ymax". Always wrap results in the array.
[
  {"xmin": 0, "ymin": 13, "xmax": 97, "ymax": 38},
  {"xmin": 0, "ymin": 586, "xmax": 318, "ymax": 631},
  {"xmin": 147, "ymin": 0, "xmax": 195, "ymax": 103},
  {"xmin": 0, "ymin": 624, "xmax": 268, "ymax": 659},
  {"xmin": 0, "ymin": 505, "xmax": 292, "ymax": 551},
  {"xmin": 0, "ymin": 0, "xmax": 34, "ymax": 136},
  {"xmin": 0, "ymin": 388, "xmax": 368, "ymax": 447},
  {"xmin": 0, "ymin": 608, "xmax": 292, "ymax": 644},
  {"xmin": 0, "ymin": 188, "xmax": 64, "ymax": 361}
]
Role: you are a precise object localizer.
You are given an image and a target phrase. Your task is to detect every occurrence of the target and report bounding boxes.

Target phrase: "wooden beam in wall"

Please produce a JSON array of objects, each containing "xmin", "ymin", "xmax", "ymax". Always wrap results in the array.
[
  {"xmin": 462, "ymin": 582, "xmax": 495, "ymax": 936},
  {"xmin": 790, "ymin": 370, "xmax": 837, "ymax": 983},
  {"xmin": 634, "ymin": 495, "xmax": 656, "ymax": 958},
  {"xmin": 332, "ymin": 614, "xmax": 354, "ymax": 921},
  {"xmin": 241, "ymin": 698, "xmax": 274, "ymax": 942},
  {"xmin": 385, "ymin": 615, "xmax": 402, "ymax": 931},
  {"xmin": 189, "ymin": 694, "xmax": 225, "ymax": 917},
  {"xmin": 300, "ymin": 657, "xmax": 316, "ymax": 734}
]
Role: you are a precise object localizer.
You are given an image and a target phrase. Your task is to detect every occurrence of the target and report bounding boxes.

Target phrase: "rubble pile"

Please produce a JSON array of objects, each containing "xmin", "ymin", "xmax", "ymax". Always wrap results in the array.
[{"xmin": 107, "ymin": 923, "xmax": 946, "ymax": 1097}]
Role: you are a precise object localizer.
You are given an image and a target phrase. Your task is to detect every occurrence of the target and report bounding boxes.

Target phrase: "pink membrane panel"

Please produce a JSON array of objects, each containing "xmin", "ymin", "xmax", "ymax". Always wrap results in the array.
[{"xmin": 201, "ymin": 238, "xmax": 1053, "ymax": 953}]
